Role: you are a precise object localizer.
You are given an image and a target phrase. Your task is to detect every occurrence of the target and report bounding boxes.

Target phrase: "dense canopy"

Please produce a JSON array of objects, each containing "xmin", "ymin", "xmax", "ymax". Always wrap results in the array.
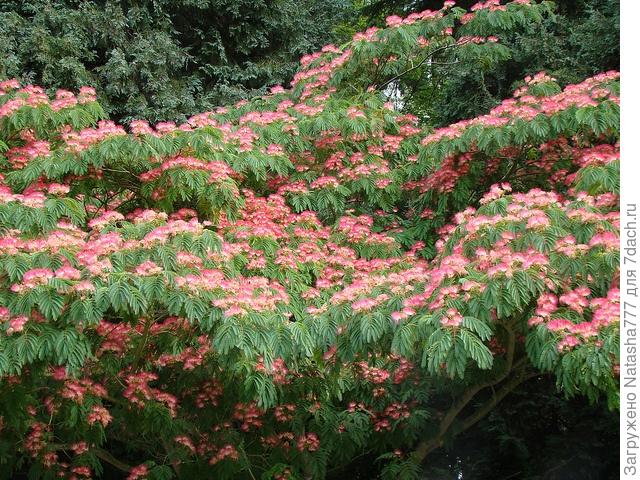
[{"xmin": 0, "ymin": 1, "xmax": 619, "ymax": 479}]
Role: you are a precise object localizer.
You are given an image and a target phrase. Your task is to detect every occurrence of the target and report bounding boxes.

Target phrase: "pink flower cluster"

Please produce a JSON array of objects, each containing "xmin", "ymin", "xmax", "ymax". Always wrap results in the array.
[
  {"xmin": 123, "ymin": 372, "xmax": 178, "ymax": 417},
  {"xmin": 127, "ymin": 464, "xmax": 149, "ymax": 480},
  {"xmin": 256, "ymin": 357, "xmax": 289, "ymax": 384},
  {"xmin": 209, "ymin": 444, "xmax": 239, "ymax": 464},
  {"xmin": 421, "ymin": 71, "xmax": 619, "ymax": 148},
  {"xmin": 372, "ymin": 402, "xmax": 411, "ymax": 431},
  {"xmin": 337, "ymin": 215, "xmax": 396, "ymax": 246},
  {"xmin": 296, "ymin": 432, "xmax": 320, "ymax": 452},
  {"xmin": 274, "ymin": 403, "xmax": 297, "ymax": 422},
  {"xmin": 62, "ymin": 121, "xmax": 126, "ymax": 153},
  {"xmin": 139, "ymin": 156, "xmax": 233, "ymax": 184},
  {"xmin": 357, "ymin": 362, "xmax": 390, "ymax": 384},
  {"xmin": 87, "ymin": 405, "xmax": 113, "ymax": 427},
  {"xmin": 233, "ymin": 402, "xmax": 264, "ymax": 432}
]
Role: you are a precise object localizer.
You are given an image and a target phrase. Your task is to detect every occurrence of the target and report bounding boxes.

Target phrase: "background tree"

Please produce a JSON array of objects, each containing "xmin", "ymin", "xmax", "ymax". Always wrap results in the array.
[{"xmin": 0, "ymin": 0, "xmax": 352, "ymax": 124}]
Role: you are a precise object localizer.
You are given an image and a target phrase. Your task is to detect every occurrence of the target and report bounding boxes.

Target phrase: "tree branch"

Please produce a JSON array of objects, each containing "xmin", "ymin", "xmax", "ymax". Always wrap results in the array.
[
  {"xmin": 132, "ymin": 314, "xmax": 154, "ymax": 370},
  {"xmin": 92, "ymin": 447, "xmax": 132, "ymax": 472},
  {"xmin": 161, "ymin": 437, "xmax": 182, "ymax": 478},
  {"xmin": 455, "ymin": 370, "xmax": 539, "ymax": 435},
  {"xmin": 411, "ymin": 325, "xmax": 519, "ymax": 463},
  {"xmin": 375, "ymin": 40, "xmax": 471, "ymax": 91},
  {"xmin": 48, "ymin": 444, "xmax": 132, "ymax": 473}
]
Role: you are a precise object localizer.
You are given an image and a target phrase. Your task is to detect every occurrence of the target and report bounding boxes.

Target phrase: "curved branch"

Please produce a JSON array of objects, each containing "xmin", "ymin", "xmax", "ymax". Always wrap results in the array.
[
  {"xmin": 48, "ymin": 444, "xmax": 132, "ymax": 473},
  {"xmin": 455, "ymin": 370, "xmax": 540, "ymax": 435},
  {"xmin": 92, "ymin": 448, "xmax": 132, "ymax": 472},
  {"xmin": 375, "ymin": 40, "xmax": 471, "ymax": 90},
  {"xmin": 410, "ymin": 325, "xmax": 520, "ymax": 464}
]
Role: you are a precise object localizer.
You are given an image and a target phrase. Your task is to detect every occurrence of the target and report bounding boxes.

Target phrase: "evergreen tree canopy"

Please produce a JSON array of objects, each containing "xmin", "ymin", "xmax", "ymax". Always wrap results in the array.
[{"xmin": 0, "ymin": 0, "xmax": 352, "ymax": 124}]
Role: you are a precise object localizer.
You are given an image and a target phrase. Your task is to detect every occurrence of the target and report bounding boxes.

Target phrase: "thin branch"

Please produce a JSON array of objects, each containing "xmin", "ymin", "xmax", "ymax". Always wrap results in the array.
[
  {"xmin": 376, "ymin": 40, "xmax": 471, "ymax": 91},
  {"xmin": 92, "ymin": 447, "xmax": 132, "ymax": 472},
  {"xmin": 101, "ymin": 167, "xmax": 135, "ymax": 175},
  {"xmin": 498, "ymin": 471, "xmax": 523, "ymax": 480},
  {"xmin": 541, "ymin": 454, "xmax": 579, "ymax": 478},
  {"xmin": 497, "ymin": 158, "xmax": 520, "ymax": 185},
  {"xmin": 132, "ymin": 314, "xmax": 154, "ymax": 371},
  {"xmin": 241, "ymin": 448, "xmax": 258, "ymax": 480},
  {"xmin": 161, "ymin": 437, "xmax": 182, "ymax": 478}
]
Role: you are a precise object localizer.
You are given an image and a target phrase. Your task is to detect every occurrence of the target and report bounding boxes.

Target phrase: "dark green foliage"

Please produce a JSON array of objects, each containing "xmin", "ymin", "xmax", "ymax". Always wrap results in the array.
[{"xmin": 0, "ymin": 0, "xmax": 353, "ymax": 124}]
